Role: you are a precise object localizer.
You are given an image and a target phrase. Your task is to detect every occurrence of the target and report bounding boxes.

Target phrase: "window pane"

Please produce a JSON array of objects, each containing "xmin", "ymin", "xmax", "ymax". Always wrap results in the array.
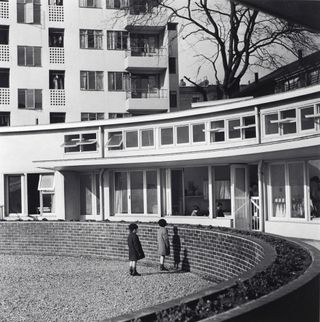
[
  {"xmin": 265, "ymin": 114, "xmax": 279, "ymax": 135},
  {"xmin": 17, "ymin": 3, "xmax": 25, "ymax": 23},
  {"xmin": 39, "ymin": 174, "xmax": 54, "ymax": 190},
  {"xmin": 115, "ymin": 172, "xmax": 127, "ymax": 214},
  {"xmin": 126, "ymin": 131, "xmax": 138, "ymax": 148},
  {"xmin": 210, "ymin": 120, "xmax": 225, "ymax": 142},
  {"xmin": 26, "ymin": 47, "xmax": 33, "ymax": 65},
  {"xmin": 177, "ymin": 126, "xmax": 189, "ymax": 144},
  {"xmin": 192, "ymin": 124, "xmax": 205, "ymax": 143},
  {"xmin": 96, "ymin": 72, "xmax": 104, "ymax": 90},
  {"xmin": 130, "ymin": 171, "xmax": 143, "ymax": 213},
  {"xmin": 82, "ymin": 133, "xmax": 97, "ymax": 152},
  {"xmin": 301, "ymin": 106, "xmax": 314, "ymax": 131},
  {"xmin": 228, "ymin": 119, "xmax": 241, "ymax": 139},
  {"xmin": 42, "ymin": 194, "xmax": 54, "ymax": 213},
  {"xmin": 281, "ymin": 109, "xmax": 296, "ymax": 134},
  {"xmin": 147, "ymin": 171, "xmax": 157, "ymax": 214},
  {"xmin": 18, "ymin": 89, "xmax": 26, "ymax": 108},
  {"xmin": 270, "ymin": 164, "xmax": 286, "ymax": 217},
  {"xmin": 34, "ymin": 47, "xmax": 41, "ymax": 66},
  {"xmin": 35, "ymin": 89, "xmax": 42, "ymax": 109},
  {"xmin": 64, "ymin": 134, "xmax": 80, "ymax": 153},
  {"xmin": 243, "ymin": 116, "xmax": 256, "ymax": 139},
  {"xmin": 309, "ymin": 160, "xmax": 320, "ymax": 219},
  {"xmin": 289, "ymin": 163, "xmax": 305, "ymax": 218},
  {"xmin": 108, "ymin": 132, "xmax": 122, "ymax": 149},
  {"xmin": 141, "ymin": 129, "xmax": 154, "ymax": 147},
  {"xmin": 116, "ymin": 72, "xmax": 123, "ymax": 90},
  {"xmin": 8, "ymin": 175, "xmax": 22, "ymax": 213},
  {"xmin": 80, "ymin": 174, "xmax": 92, "ymax": 216},
  {"xmin": 26, "ymin": 89, "xmax": 34, "ymax": 108},
  {"xmin": 161, "ymin": 128, "xmax": 173, "ymax": 145},
  {"xmin": 17, "ymin": 46, "xmax": 25, "ymax": 65},
  {"xmin": 88, "ymin": 72, "xmax": 96, "ymax": 90}
]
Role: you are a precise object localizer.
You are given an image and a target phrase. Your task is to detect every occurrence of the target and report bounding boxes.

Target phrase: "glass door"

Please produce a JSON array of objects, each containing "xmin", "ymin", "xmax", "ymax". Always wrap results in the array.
[
  {"xmin": 231, "ymin": 165, "xmax": 250, "ymax": 230},
  {"xmin": 7, "ymin": 175, "xmax": 23, "ymax": 215},
  {"xmin": 171, "ymin": 169, "xmax": 184, "ymax": 215}
]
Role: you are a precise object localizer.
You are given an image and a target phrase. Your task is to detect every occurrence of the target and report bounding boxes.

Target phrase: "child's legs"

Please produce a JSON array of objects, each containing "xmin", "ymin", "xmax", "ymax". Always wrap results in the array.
[
  {"xmin": 129, "ymin": 261, "xmax": 136, "ymax": 268},
  {"xmin": 160, "ymin": 255, "xmax": 165, "ymax": 265}
]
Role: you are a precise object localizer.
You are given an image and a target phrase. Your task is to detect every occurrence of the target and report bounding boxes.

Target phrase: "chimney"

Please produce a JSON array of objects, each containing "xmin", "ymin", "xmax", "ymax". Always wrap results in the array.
[
  {"xmin": 254, "ymin": 73, "xmax": 259, "ymax": 84},
  {"xmin": 298, "ymin": 49, "xmax": 303, "ymax": 61}
]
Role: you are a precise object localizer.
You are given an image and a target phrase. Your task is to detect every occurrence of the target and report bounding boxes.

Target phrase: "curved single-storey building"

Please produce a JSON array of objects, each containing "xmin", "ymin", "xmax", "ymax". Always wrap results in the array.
[{"xmin": 1, "ymin": 84, "xmax": 320, "ymax": 240}]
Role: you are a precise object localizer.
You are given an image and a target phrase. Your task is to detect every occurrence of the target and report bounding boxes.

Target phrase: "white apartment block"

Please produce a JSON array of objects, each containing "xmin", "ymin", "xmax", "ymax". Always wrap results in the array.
[{"xmin": 0, "ymin": 0, "xmax": 180, "ymax": 126}]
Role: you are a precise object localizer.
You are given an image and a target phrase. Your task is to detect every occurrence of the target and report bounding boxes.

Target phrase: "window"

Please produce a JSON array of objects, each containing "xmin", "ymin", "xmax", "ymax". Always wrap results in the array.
[
  {"xmin": 63, "ymin": 133, "xmax": 97, "ymax": 153},
  {"xmin": 141, "ymin": 129, "xmax": 154, "ymax": 147},
  {"xmin": 228, "ymin": 119, "xmax": 241, "ymax": 139},
  {"xmin": 108, "ymin": 113, "xmax": 131, "ymax": 119},
  {"xmin": 50, "ymin": 112, "xmax": 65, "ymax": 123},
  {"xmin": 18, "ymin": 89, "xmax": 42, "ymax": 109},
  {"xmin": 210, "ymin": 120, "xmax": 225, "ymax": 142},
  {"xmin": 169, "ymin": 57, "xmax": 176, "ymax": 74},
  {"xmin": 281, "ymin": 109, "xmax": 296, "ymax": 134},
  {"xmin": 107, "ymin": 31, "xmax": 128, "ymax": 50},
  {"xmin": 80, "ymin": 173, "xmax": 100, "ymax": 216},
  {"xmin": 125, "ymin": 130, "xmax": 138, "ymax": 148},
  {"xmin": 108, "ymin": 72, "xmax": 128, "ymax": 91},
  {"xmin": 0, "ymin": 112, "xmax": 10, "ymax": 126},
  {"xmin": 192, "ymin": 123, "xmax": 205, "ymax": 143},
  {"xmin": 265, "ymin": 109, "xmax": 297, "ymax": 136},
  {"xmin": 49, "ymin": 28, "xmax": 64, "ymax": 47},
  {"xmin": 17, "ymin": 46, "xmax": 41, "ymax": 66},
  {"xmin": 38, "ymin": 174, "xmax": 55, "ymax": 214},
  {"xmin": 167, "ymin": 23, "xmax": 177, "ymax": 30},
  {"xmin": 177, "ymin": 125, "xmax": 189, "ymax": 144},
  {"xmin": 0, "ymin": 25, "xmax": 9, "ymax": 45},
  {"xmin": 106, "ymin": 0, "xmax": 128, "ymax": 9},
  {"xmin": 49, "ymin": 0, "xmax": 63, "ymax": 5},
  {"xmin": 265, "ymin": 113, "xmax": 279, "ymax": 135},
  {"xmin": 309, "ymin": 160, "xmax": 320, "ymax": 219},
  {"xmin": 0, "ymin": 68, "xmax": 9, "ymax": 87},
  {"xmin": 270, "ymin": 164, "xmax": 286, "ymax": 218},
  {"xmin": 79, "ymin": 0, "xmax": 101, "ymax": 8},
  {"xmin": 80, "ymin": 71, "xmax": 104, "ymax": 91},
  {"xmin": 7, "ymin": 175, "xmax": 22, "ymax": 214},
  {"xmin": 288, "ymin": 163, "xmax": 305, "ymax": 218},
  {"xmin": 107, "ymin": 131, "xmax": 123, "ymax": 150},
  {"xmin": 49, "ymin": 70, "xmax": 65, "ymax": 89},
  {"xmin": 300, "ymin": 105, "xmax": 320, "ymax": 131},
  {"xmin": 17, "ymin": 0, "xmax": 41, "ymax": 24},
  {"xmin": 80, "ymin": 30, "xmax": 103, "ymax": 49},
  {"xmin": 81, "ymin": 112, "xmax": 104, "ymax": 121},
  {"xmin": 161, "ymin": 127, "xmax": 173, "ymax": 145},
  {"xmin": 169, "ymin": 91, "xmax": 177, "ymax": 108}
]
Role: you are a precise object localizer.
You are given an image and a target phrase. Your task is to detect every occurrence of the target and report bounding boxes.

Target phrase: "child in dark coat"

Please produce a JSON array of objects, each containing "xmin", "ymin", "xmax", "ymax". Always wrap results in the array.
[{"xmin": 127, "ymin": 223, "xmax": 145, "ymax": 276}]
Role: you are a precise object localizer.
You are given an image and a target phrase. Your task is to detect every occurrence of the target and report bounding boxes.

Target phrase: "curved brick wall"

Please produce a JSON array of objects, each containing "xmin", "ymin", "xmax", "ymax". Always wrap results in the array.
[{"xmin": 0, "ymin": 222, "xmax": 273, "ymax": 281}]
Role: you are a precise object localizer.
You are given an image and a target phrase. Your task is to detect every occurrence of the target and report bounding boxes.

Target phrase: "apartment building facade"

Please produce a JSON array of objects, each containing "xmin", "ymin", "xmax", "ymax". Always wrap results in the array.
[{"xmin": 0, "ymin": 0, "xmax": 179, "ymax": 127}]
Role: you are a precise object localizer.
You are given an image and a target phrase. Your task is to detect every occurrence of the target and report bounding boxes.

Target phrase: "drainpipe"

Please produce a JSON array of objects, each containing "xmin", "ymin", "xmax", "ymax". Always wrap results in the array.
[
  {"xmin": 258, "ymin": 160, "xmax": 264, "ymax": 232},
  {"xmin": 99, "ymin": 168, "xmax": 105, "ymax": 220}
]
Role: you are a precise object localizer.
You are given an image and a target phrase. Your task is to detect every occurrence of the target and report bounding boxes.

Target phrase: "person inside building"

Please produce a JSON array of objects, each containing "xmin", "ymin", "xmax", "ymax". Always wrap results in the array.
[
  {"xmin": 310, "ymin": 176, "xmax": 320, "ymax": 218},
  {"xmin": 191, "ymin": 205, "xmax": 200, "ymax": 216},
  {"xmin": 216, "ymin": 202, "xmax": 225, "ymax": 217}
]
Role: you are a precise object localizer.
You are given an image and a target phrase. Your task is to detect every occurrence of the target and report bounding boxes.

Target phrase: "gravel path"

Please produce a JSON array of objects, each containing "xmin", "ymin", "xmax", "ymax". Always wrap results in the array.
[{"xmin": 0, "ymin": 255, "xmax": 215, "ymax": 322}]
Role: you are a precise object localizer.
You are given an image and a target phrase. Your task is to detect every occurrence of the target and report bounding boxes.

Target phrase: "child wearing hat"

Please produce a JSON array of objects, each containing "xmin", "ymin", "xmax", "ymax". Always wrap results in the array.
[{"xmin": 127, "ymin": 223, "xmax": 145, "ymax": 276}]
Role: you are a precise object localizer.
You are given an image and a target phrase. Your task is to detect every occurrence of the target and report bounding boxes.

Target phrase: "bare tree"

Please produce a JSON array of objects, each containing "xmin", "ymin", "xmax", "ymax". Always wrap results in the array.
[{"xmin": 124, "ymin": 0, "xmax": 319, "ymax": 97}]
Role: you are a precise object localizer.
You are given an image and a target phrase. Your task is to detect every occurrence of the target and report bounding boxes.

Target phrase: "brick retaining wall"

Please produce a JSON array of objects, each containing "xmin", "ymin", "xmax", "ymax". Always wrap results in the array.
[{"xmin": 0, "ymin": 222, "xmax": 268, "ymax": 281}]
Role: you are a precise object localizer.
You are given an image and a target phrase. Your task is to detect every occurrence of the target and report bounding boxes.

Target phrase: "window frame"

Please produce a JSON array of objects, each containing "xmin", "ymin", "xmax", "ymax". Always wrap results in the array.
[
  {"xmin": 107, "ymin": 30, "xmax": 128, "ymax": 50},
  {"xmin": 79, "ymin": 0, "xmax": 102, "ymax": 8},
  {"xmin": 160, "ymin": 126, "xmax": 174, "ymax": 147},
  {"xmin": 299, "ymin": 103, "xmax": 320, "ymax": 133},
  {"xmin": 80, "ymin": 29, "xmax": 103, "ymax": 50},
  {"xmin": 17, "ymin": 45, "xmax": 41, "ymax": 67},
  {"xmin": 175, "ymin": 124, "xmax": 190, "ymax": 145},
  {"xmin": 106, "ymin": 131, "xmax": 123, "ymax": 150},
  {"xmin": 125, "ymin": 129, "xmax": 139, "ymax": 149},
  {"xmin": 80, "ymin": 71, "xmax": 104, "ymax": 91},
  {"xmin": 17, "ymin": 0, "xmax": 41, "ymax": 25},
  {"xmin": 191, "ymin": 122, "xmax": 206, "ymax": 144},
  {"xmin": 140, "ymin": 128, "xmax": 155, "ymax": 148},
  {"xmin": 108, "ymin": 71, "xmax": 128, "ymax": 91},
  {"xmin": 209, "ymin": 119, "xmax": 226, "ymax": 143},
  {"xmin": 63, "ymin": 132, "xmax": 98, "ymax": 154},
  {"xmin": 18, "ymin": 89, "xmax": 42, "ymax": 110}
]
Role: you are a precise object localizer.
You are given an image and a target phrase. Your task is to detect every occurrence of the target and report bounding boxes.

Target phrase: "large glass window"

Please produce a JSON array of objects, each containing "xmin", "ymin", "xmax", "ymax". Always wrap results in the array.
[
  {"xmin": 214, "ymin": 166, "xmax": 231, "ymax": 216},
  {"xmin": 0, "ymin": 112, "xmax": 10, "ymax": 126},
  {"xmin": 309, "ymin": 160, "xmax": 320, "ymax": 219},
  {"xmin": 288, "ymin": 163, "xmax": 305, "ymax": 218},
  {"xmin": 210, "ymin": 120, "xmax": 225, "ymax": 142},
  {"xmin": 80, "ymin": 30, "xmax": 103, "ymax": 49},
  {"xmin": 0, "ymin": 68, "xmax": 9, "ymax": 87},
  {"xmin": 18, "ymin": 89, "xmax": 42, "ymax": 109},
  {"xmin": 81, "ymin": 112, "xmax": 104, "ymax": 121},
  {"xmin": 0, "ymin": 25, "xmax": 9, "ymax": 45},
  {"xmin": 270, "ymin": 164, "xmax": 286, "ymax": 218},
  {"xmin": 141, "ymin": 129, "xmax": 154, "ymax": 147},
  {"xmin": 108, "ymin": 72, "xmax": 128, "ymax": 91},
  {"xmin": 243, "ymin": 116, "xmax": 256, "ymax": 138},
  {"xmin": 228, "ymin": 119, "xmax": 241, "ymax": 139},
  {"xmin": 107, "ymin": 132, "xmax": 123, "ymax": 150},
  {"xmin": 126, "ymin": 130, "xmax": 138, "ymax": 148},
  {"xmin": 265, "ymin": 113, "xmax": 279, "ymax": 135},
  {"xmin": 300, "ymin": 106, "xmax": 315, "ymax": 131},
  {"xmin": 281, "ymin": 109, "xmax": 296, "ymax": 134},
  {"xmin": 8, "ymin": 175, "xmax": 22, "ymax": 214},
  {"xmin": 80, "ymin": 173, "xmax": 100, "ymax": 216},
  {"xmin": 49, "ymin": 70, "xmax": 65, "ymax": 89},
  {"xmin": 17, "ymin": 46, "xmax": 41, "ymax": 66},
  {"xmin": 80, "ymin": 71, "xmax": 104, "ymax": 91},
  {"xmin": 79, "ymin": 0, "xmax": 102, "ymax": 8},
  {"xmin": 130, "ymin": 171, "xmax": 144, "ymax": 213},
  {"xmin": 114, "ymin": 172, "xmax": 128, "ymax": 214},
  {"xmin": 64, "ymin": 133, "xmax": 97, "ymax": 153},
  {"xmin": 49, "ymin": 28, "xmax": 64, "ymax": 47},
  {"xmin": 17, "ymin": 0, "xmax": 41, "ymax": 24},
  {"xmin": 146, "ymin": 171, "xmax": 157, "ymax": 214}
]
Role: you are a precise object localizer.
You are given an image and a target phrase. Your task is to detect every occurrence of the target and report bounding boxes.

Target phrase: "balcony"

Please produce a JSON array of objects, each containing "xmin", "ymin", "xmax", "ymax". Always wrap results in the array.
[
  {"xmin": 0, "ymin": 1, "xmax": 9, "ymax": 19},
  {"xmin": 125, "ymin": 5, "xmax": 167, "ymax": 31},
  {"xmin": 0, "ymin": 88, "xmax": 9, "ymax": 105},
  {"xmin": 126, "ymin": 89, "xmax": 168, "ymax": 112},
  {"xmin": 48, "ymin": 5, "xmax": 64, "ymax": 22},
  {"xmin": 50, "ymin": 89, "xmax": 65, "ymax": 106},
  {"xmin": 0, "ymin": 44, "xmax": 9, "ymax": 62},
  {"xmin": 49, "ymin": 47, "xmax": 65, "ymax": 64},
  {"xmin": 125, "ymin": 47, "xmax": 167, "ymax": 71}
]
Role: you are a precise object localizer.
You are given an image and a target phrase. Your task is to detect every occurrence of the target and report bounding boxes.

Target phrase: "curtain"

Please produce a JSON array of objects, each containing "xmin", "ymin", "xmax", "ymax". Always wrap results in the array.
[
  {"xmin": 96, "ymin": 72, "xmax": 104, "ymax": 90},
  {"xmin": 215, "ymin": 180, "xmax": 231, "ymax": 199}
]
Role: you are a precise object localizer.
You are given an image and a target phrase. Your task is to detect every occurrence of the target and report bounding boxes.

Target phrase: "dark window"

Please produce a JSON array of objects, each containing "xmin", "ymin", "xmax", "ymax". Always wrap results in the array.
[
  {"xmin": 79, "ymin": 0, "xmax": 101, "ymax": 8},
  {"xmin": 167, "ymin": 23, "xmax": 177, "ymax": 30},
  {"xmin": 169, "ymin": 57, "xmax": 176, "ymax": 74},
  {"xmin": 49, "ymin": 28, "xmax": 64, "ymax": 47},
  {"xmin": 81, "ymin": 112, "xmax": 104, "ymax": 121},
  {"xmin": 17, "ymin": 46, "xmax": 41, "ymax": 66},
  {"xmin": 80, "ymin": 29, "xmax": 103, "ymax": 49},
  {"xmin": 169, "ymin": 91, "xmax": 177, "ymax": 108},
  {"xmin": 80, "ymin": 71, "xmax": 104, "ymax": 90},
  {"xmin": 108, "ymin": 72, "xmax": 128, "ymax": 91},
  {"xmin": 17, "ymin": 0, "xmax": 41, "ymax": 24},
  {"xmin": 0, "ymin": 68, "xmax": 9, "ymax": 87},
  {"xmin": 107, "ymin": 31, "xmax": 128, "ymax": 50},
  {"xmin": 0, "ymin": 25, "xmax": 9, "ymax": 45},
  {"xmin": 48, "ymin": 0, "xmax": 63, "ymax": 5},
  {"xmin": 50, "ymin": 112, "xmax": 65, "ymax": 123},
  {"xmin": 18, "ymin": 89, "xmax": 42, "ymax": 109},
  {"xmin": 106, "ymin": 0, "xmax": 126, "ymax": 8},
  {"xmin": 0, "ymin": 112, "xmax": 10, "ymax": 126},
  {"xmin": 49, "ymin": 70, "xmax": 65, "ymax": 89}
]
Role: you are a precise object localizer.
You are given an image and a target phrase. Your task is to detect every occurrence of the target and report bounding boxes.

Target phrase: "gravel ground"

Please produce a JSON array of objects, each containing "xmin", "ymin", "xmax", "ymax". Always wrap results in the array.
[{"xmin": 0, "ymin": 255, "xmax": 215, "ymax": 322}]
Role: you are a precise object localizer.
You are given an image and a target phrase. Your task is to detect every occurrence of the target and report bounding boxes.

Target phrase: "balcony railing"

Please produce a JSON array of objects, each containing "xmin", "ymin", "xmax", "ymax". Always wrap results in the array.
[
  {"xmin": 126, "ymin": 88, "xmax": 167, "ymax": 99},
  {"xmin": 49, "ymin": 47, "xmax": 65, "ymax": 64},
  {"xmin": 125, "ymin": 46, "xmax": 166, "ymax": 57},
  {"xmin": 48, "ymin": 5, "xmax": 64, "ymax": 22},
  {"xmin": 0, "ymin": 1, "xmax": 9, "ymax": 19},
  {"xmin": 50, "ymin": 89, "xmax": 65, "ymax": 106},
  {"xmin": 0, "ymin": 88, "xmax": 10, "ymax": 105},
  {"xmin": 0, "ymin": 44, "xmax": 9, "ymax": 62}
]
